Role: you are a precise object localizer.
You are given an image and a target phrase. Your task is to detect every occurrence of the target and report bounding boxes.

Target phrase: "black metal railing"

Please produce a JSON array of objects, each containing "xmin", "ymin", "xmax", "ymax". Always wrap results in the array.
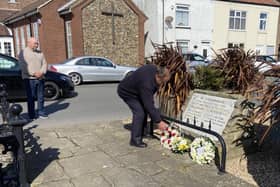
[
  {"xmin": 149, "ymin": 114, "xmax": 227, "ymax": 174},
  {"xmin": 0, "ymin": 83, "xmax": 28, "ymax": 186}
]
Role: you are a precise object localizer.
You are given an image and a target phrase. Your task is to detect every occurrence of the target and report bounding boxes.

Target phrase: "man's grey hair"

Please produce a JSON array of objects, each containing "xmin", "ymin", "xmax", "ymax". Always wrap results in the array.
[{"xmin": 156, "ymin": 65, "xmax": 169, "ymax": 77}]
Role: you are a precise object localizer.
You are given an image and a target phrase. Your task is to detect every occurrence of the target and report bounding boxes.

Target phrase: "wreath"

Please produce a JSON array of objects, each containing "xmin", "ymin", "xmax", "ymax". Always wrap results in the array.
[{"xmin": 190, "ymin": 137, "xmax": 216, "ymax": 165}]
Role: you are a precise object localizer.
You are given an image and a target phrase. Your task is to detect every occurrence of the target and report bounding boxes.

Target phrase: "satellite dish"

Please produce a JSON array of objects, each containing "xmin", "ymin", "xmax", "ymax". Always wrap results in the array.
[{"xmin": 165, "ymin": 16, "xmax": 173, "ymax": 24}]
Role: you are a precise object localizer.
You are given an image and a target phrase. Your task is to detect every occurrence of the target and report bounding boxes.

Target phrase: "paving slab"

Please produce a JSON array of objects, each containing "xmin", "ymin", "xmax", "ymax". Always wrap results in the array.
[{"xmin": 22, "ymin": 121, "xmax": 255, "ymax": 187}]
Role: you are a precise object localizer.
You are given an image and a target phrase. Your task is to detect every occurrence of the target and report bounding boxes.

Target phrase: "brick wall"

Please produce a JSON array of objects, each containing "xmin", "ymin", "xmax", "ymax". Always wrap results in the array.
[
  {"xmin": 82, "ymin": 0, "xmax": 139, "ymax": 66},
  {"xmin": 38, "ymin": 0, "xmax": 67, "ymax": 64}
]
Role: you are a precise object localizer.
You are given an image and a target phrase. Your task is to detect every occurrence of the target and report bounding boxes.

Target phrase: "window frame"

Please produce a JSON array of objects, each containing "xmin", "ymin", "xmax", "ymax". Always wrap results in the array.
[
  {"xmin": 0, "ymin": 56, "xmax": 19, "ymax": 71},
  {"xmin": 175, "ymin": 4, "xmax": 190, "ymax": 28},
  {"xmin": 177, "ymin": 40, "xmax": 189, "ymax": 55},
  {"xmin": 14, "ymin": 28, "xmax": 20, "ymax": 55},
  {"xmin": 20, "ymin": 26, "xmax": 25, "ymax": 50},
  {"xmin": 228, "ymin": 43, "xmax": 244, "ymax": 49},
  {"xmin": 4, "ymin": 42, "xmax": 12, "ymax": 56},
  {"xmin": 259, "ymin": 12, "xmax": 267, "ymax": 31},
  {"xmin": 229, "ymin": 10, "xmax": 247, "ymax": 31},
  {"xmin": 65, "ymin": 21, "xmax": 73, "ymax": 58}
]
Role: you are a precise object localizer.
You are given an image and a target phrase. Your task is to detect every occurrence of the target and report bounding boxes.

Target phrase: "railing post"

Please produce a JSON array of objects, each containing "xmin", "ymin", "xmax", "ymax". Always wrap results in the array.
[{"xmin": 9, "ymin": 104, "xmax": 29, "ymax": 187}]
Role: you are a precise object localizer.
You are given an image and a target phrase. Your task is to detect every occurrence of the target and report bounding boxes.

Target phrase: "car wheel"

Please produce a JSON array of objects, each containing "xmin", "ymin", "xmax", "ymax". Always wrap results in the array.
[
  {"xmin": 44, "ymin": 81, "xmax": 60, "ymax": 101},
  {"xmin": 69, "ymin": 72, "xmax": 82, "ymax": 86}
]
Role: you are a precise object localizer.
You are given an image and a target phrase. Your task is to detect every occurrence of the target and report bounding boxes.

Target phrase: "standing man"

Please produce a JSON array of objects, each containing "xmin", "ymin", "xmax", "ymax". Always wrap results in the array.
[
  {"xmin": 19, "ymin": 37, "xmax": 48, "ymax": 120},
  {"xmin": 118, "ymin": 64, "xmax": 170, "ymax": 148}
]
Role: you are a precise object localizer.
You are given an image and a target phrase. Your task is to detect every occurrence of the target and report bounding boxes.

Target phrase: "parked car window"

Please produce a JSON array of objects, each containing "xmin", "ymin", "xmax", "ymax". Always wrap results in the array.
[
  {"xmin": 256, "ymin": 56, "xmax": 276, "ymax": 63},
  {"xmin": 264, "ymin": 56, "xmax": 276, "ymax": 63},
  {"xmin": 95, "ymin": 58, "xmax": 114, "ymax": 67},
  {"xmin": 0, "ymin": 56, "xmax": 19, "ymax": 70},
  {"xmin": 76, "ymin": 58, "xmax": 91, "ymax": 66},
  {"xmin": 192, "ymin": 54, "xmax": 205, "ymax": 61}
]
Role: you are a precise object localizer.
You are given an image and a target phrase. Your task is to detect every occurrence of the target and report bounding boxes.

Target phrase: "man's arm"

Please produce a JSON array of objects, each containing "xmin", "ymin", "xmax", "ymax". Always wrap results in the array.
[
  {"xmin": 139, "ymin": 86, "xmax": 161, "ymax": 123},
  {"xmin": 40, "ymin": 53, "xmax": 47, "ymax": 74}
]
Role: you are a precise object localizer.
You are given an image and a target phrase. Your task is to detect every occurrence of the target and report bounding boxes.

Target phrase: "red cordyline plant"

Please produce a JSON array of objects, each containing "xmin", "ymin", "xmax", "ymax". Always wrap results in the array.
[
  {"xmin": 148, "ymin": 43, "xmax": 192, "ymax": 117},
  {"xmin": 212, "ymin": 47, "xmax": 261, "ymax": 95},
  {"xmin": 245, "ymin": 65, "xmax": 280, "ymax": 146},
  {"xmin": 213, "ymin": 47, "xmax": 280, "ymax": 146}
]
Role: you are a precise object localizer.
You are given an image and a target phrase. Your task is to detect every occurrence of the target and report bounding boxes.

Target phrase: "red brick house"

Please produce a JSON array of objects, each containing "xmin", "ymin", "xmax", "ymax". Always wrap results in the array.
[{"xmin": 4, "ymin": 0, "xmax": 147, "ymax": 66}]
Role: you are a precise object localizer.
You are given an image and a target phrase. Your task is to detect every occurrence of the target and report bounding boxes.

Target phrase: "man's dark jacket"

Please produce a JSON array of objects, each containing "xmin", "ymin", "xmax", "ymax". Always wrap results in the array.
[{"xmin": 117, "ymin": 64, "xmax": 161, "ymax": 123}]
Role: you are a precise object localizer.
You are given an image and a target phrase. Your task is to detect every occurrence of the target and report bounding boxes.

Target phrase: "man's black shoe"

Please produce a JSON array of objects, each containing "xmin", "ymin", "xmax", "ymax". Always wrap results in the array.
[{"xmin": 130, "ymin": 141, "xmax": 147, "ymax": 148}]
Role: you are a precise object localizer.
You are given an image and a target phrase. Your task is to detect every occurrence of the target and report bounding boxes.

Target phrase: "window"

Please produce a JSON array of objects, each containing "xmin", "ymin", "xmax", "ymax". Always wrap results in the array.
[
  {"xmin": 76, "ymin": 58, "xmax": 91, "ymax": 65},
  {"xmin": 0, "ymin": 57, "xmax": 17, "ymax": 70},
  {"xmin": 4, "ymin": 42, "xmax": 12, "ymax": 56},
  {"xmin": 94, "ymin": 58, "xmax": 113, "ymax": 67},
  {"xmin": 20, "ymin": 26, "xmax": 25, "ymax": 50},
  {"xmin": 65, "ymin": 21, "xmax": 73, "ymax": 58},
  {"xmin": 229, "ymin": 10, "xmax": 246, "ymax": 30},
  {"xmin": 176, "ymin": 4, "xmax": 190, "ymax": 27},
  {"xmin": 32, "ymin": 22, "xmax": 39, "ymax": 49},
  {"xmin": 177, "ymin": 40, "xmax": 189, "ymax": 54},
  {"xmin": 8, "ymin": 0, "xmax": 16, "ymax": 3},
  {"xmin": 191, "ymin": 54, "xmax": 205, "ymax": 61},
  {"xmin": 26, "ymin": 25, "xmax": 31, "ymax": 39},
  {"xmin": 259, "ymin": 13, "xmax": 267, "ymax": 31},
  {"xmin": 228, "ymin": 43, "xmax": 244, "ymax": 49},
  {"xmin": 14, "ymin": 28, "xmax": 20, "ymax": 55},
  {"xmin": 266, "ymin": 45, "xmax": 274, "ymax": 55},
  {"xmin": 33, "ymin": 22, "xmax": 39, "ymax": 40}
]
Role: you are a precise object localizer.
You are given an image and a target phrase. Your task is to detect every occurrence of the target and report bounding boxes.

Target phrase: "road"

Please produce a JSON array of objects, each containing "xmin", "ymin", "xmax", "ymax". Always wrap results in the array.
[{"xmin": 17, "ymin": 83, "xmax": 131, "ymax": 128}]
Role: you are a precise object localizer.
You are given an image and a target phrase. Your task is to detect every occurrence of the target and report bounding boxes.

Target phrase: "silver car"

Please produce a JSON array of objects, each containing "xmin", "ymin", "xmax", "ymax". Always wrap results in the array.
[{"xmin": 49, "ymin": 56, "xmax": 137, "ymax": 85}]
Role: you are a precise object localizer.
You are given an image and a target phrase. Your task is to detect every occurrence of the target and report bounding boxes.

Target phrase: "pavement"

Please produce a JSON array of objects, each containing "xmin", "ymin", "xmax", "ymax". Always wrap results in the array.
[{"xmin": 23, "ymin": 119, "xmax": 255, "ymax": 187}]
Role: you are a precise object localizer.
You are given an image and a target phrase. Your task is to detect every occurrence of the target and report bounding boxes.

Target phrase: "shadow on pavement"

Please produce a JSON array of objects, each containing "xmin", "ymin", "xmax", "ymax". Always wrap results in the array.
[
  {"xmin": 44, "ymin": 99, "xmax": 70, "ymax": 116},
  {"xmin": 20, "ymin": 99, "xmax": 70, "ymax": 122},
  {"xmin": 24, "ymin": 125, "xmax": 59, "ymax": 183}
]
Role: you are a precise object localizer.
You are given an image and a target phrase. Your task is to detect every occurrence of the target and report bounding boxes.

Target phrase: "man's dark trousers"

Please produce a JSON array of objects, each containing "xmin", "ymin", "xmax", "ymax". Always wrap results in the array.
[
  {"xmin": 122, "ymin": 97, "xmax": 147, "ymax": 143},
  {"xmin": 24, "ymin": 79, "xmax": 45, "ymax": 119}
]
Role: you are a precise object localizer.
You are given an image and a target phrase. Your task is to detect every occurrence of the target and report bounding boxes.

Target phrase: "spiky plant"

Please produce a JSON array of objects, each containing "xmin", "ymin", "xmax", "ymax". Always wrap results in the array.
[
  {"xmin": 213, "ymin": 47, "xmax": 260, "ymax": 95},
  {"xmin": 244, "ymin": 65, "xmax": 280, "ymax": 146},
  {"xmin": 149, "ymin": 43, "xmax": 191, "ymax": 117}
]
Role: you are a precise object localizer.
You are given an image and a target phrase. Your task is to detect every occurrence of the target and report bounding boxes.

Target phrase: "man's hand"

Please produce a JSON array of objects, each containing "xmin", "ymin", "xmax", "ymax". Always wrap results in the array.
[
  {"xmin": 157, "ymin": 121, "xmax": 168, "ymax": 131},
  {"xmin": 34, "ymin": 72, "xmax": 43, "ymax": 78}
]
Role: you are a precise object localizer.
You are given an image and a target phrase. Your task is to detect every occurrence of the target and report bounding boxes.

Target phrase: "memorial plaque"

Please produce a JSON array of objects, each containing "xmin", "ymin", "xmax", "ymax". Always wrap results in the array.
[{"xmin": 181, "ymin": 93, "xmax": 236, "ymax": 140}]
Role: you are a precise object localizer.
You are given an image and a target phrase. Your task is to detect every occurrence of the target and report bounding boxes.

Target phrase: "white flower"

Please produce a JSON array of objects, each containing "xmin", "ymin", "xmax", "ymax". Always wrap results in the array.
[{"xmin": 190, "ymin": 137, "xmax": 216, "ymax": 165}]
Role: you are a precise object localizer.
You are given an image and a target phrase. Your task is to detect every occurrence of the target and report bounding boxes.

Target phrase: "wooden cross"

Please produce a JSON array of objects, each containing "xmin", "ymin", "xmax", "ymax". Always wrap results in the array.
[{"xmin": 102, "ymin": 2, "xmax": 123, "ymax": 45}]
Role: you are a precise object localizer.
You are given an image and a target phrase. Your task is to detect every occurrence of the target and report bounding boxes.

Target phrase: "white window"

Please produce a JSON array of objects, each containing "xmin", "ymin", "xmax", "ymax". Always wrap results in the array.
[
  {"xmin": 266, "ymin": 45, "xmax": 274, "ymax": 55},
  {"xmin": 14, "ymin": 28, "xmax": 20, "ymax": 55},
  {"xmin": 177, "ymin": 40, "xmax": 189, "ymax": 54},
  {"xmin": 229, "ymin": 10, "xmax": 246, "ymax": 30},
  {"xmin": 259, "ymin": 13, "xmax": 267, "ymax": 31},
  {"xmin": 4, "ymin": 42, "xmax": 12, "ymax": 56},
  {"xmin": 33, "ymin": 22, "xmax": 39, "ymax": 40},
  {"xmin": 26, "ymin": 25, "xmax": 31, "ymax": 39},
  {"xmin": 8, "ymin": 0, "xmax": 16, "ymax": 3},
  {"xmin": 65, "ymin": 21, "xmax": 73, "ymax": 58},
  {"xmin": 32, "ymin": 22, "xmax": 40, "ymax": 49},
  {"xmin": 176, "ymin": 4, "xmax": 190, "ymax": 27},
  {"xmin": 20, "ymin": 26, "xmax": 25, "ymax": 50}
]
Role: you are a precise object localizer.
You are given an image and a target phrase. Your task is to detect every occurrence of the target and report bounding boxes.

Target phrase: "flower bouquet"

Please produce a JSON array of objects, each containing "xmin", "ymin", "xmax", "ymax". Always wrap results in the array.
[
  {"xmin": 160, "ymin": 126, "xmax": 179, "ymax": 149},
  {"xmin": 170, "ymin": 136, "xmax": 191, "ymax": 154},
  {"xmin": 160, "ymin": 125, "xmax": 191, "ymax": 153},
  {"xmin": 190, "ymin": 137, "xmax": 216, "ymax": 165}
]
